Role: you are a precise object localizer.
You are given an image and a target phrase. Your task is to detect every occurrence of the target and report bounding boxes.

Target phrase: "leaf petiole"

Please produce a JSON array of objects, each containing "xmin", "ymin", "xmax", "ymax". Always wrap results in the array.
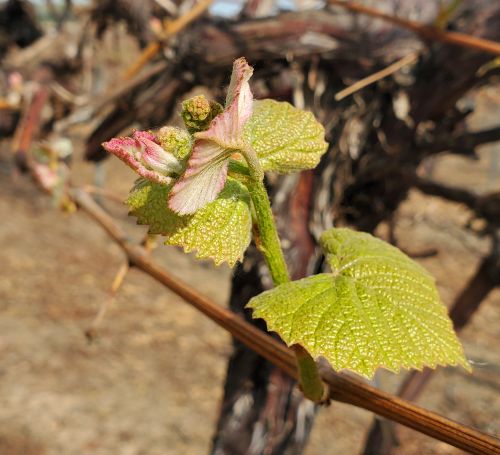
[
  {"xmin": 293, "ymin": 344, "xmax": 328, "ymax": 403},
  {"xmin": 228, "ymin": 159, "xmax": 250, "ymax": 177},
  {"xmin": 246, "ymin": 178, "xmax": 289, "ymax": 285},
  {"xmin": 244, "ymin": 153, "xmax": 326, "ymax": 402}
]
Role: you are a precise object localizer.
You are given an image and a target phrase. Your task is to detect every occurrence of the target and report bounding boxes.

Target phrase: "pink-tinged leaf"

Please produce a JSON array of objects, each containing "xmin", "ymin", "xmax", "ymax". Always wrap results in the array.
[
  {"xmin": 168, "ymin": 140, "xmax": 229, "ymax": 215},
  {"xmin": 133, "ymin": 130, "xmax": 156, "ymax": 142},
  {"xmin": 102, "ymin": 132, "xmax": 182, "ymax": 185},
  {"xmin": 198, "ymin": 58, "xmax": 254, "ymax": 147},
  {"xmin": 138, "ymin": 136, "xmax": 183, "ymax": 175},
  {"xmin": 225, "ymin": 58, "xmax": 254, "ymax": 128},
  {"xmin": 169, "ymin": 58, "xmax": 255, "ymax": 214}
]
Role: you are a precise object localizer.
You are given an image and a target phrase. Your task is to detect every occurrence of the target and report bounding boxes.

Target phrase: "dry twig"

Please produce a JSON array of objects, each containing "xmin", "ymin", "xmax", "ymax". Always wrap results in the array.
[
  {"xmin": 335, "ymin": 52, "xmax": 418, "ymax": 101},
  {"xmin": 85, "ymin": 261, "xmax": 129, "ymax": 341}
]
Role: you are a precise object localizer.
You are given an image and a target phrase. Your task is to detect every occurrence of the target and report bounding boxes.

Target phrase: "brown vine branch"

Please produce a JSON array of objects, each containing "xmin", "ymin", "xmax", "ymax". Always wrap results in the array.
[
  {"xmin": 328, "ymin": 0, "xmax": 500, "ymax": 55},
  {"xmin": 66, "ymin": 186, "xmax": 500, "ymax": 455},
  {"xmin": 421, "ymin": 125, "xmax": 500, "ymax": 157}
]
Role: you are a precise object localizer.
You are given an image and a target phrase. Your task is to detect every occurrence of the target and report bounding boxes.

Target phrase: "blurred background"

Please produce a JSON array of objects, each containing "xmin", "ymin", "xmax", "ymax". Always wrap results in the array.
[{"xmin": 0, "ymin": 0, "xmax": 499, "ymax": 454}]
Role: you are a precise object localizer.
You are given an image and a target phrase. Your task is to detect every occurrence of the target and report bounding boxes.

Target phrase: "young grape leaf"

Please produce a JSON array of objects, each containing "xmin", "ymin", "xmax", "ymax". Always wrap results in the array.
[
  {"xmin": 247, "ymin": 228, "xmax": 470, "ymax": 378},
  {"xmin": 127, "ymin": 179, "xmax": 252, "ymax": 266},
  {"xmin": 244, "ymin": 99, "xmax": 328, "ymax": 173},
  {"xmin": 166, "ymin": 180, "xmax": 252, "ymax": 266},
  {"xmin": 127, "ymin": 179, "xmax": 186, "ymax": 235}
]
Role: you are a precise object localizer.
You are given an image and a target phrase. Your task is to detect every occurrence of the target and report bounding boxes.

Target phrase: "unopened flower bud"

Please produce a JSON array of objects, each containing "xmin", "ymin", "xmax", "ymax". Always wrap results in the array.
[
  {"xmin": 157, "ymin": 126, "xmax": 192, "ymax": 160},
  {"xmin": 102, "ymin": 130, "xmax": 182, "ymax": 186},
  {"xmin": 181, "ymin": 95, "xmax": 223, "ymax": 133}
]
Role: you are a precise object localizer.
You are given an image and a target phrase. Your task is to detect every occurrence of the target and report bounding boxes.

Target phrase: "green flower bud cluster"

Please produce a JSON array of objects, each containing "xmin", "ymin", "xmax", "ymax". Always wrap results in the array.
[
  {"xmin": 157, "ymin": 126, "xmax": 192, "ymax": 160},
  {"xmin": 181, "ymin": 95, "xmax": 223, "ymax": 133}
]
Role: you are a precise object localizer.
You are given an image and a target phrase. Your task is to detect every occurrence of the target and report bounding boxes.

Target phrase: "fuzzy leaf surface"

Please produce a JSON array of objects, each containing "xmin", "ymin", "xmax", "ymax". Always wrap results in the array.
[
  {"xmin": 127, "ymin": 179, "xmax": 186, "ymax": 235},
  {"xmin": 247, "ymin": 228, "xmax": 469, "ymax": 378},
  {"xmin": 244, "ymin": 99, "xmax": 328, "ymax": 173},
  {"xmin": 127, "ymin": 179, "xmax": 251, "ymax": 266}
]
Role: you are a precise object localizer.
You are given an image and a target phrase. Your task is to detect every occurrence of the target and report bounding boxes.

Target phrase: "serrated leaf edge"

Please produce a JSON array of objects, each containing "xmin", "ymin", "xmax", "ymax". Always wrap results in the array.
[{"xmin": 247, "ymin": 273, "xmax": 471, "ymax": 379}]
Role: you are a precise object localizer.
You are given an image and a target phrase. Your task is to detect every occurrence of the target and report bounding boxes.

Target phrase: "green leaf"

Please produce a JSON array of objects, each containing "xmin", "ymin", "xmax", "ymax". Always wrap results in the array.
[
  {"xmin": 244, "ymin": 99, "xmax": 328, "ymax": 173},
  {"xmin": 126, "ymin": 179, "xmax": 252, "ymax": 266},
  {"xmin": 166, "ymin": 180, "xmax": 252, "ymax": 266},
  {"xmin": 247, "ymin": 228, "xmax": 470, "ymax": 378},
  {"xmin": 127, "ymin": 179, "xmax": 186, "ymax": 235}
]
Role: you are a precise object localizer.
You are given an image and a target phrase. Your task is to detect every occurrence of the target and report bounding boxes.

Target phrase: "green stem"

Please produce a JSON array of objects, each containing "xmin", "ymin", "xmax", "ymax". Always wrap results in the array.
[
  {"xmin": 243, "ymin": 148, "xmax": 326, "ymax": 402},
  {"xmin": 246, "ymin": 178, "xmax": 290, "ymax": 285},
  {"xmin": 292, "ymin": 345, "xmax": 328, "ymax": 403}
]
